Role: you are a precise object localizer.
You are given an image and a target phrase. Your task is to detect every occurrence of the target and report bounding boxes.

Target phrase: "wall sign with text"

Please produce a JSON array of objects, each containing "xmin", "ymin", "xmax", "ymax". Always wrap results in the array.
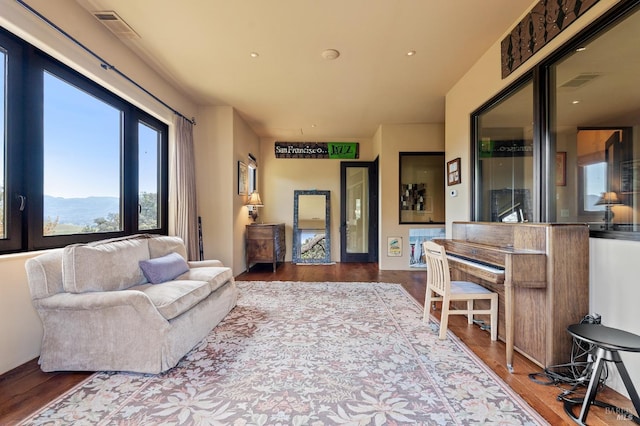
[
  {"xmin": 479, "ymin": 139, "xmax": 533, "ymax": 158},
  {"xmin": 275, "ymin": 142, "xmax": 359, "ymax": 159}
]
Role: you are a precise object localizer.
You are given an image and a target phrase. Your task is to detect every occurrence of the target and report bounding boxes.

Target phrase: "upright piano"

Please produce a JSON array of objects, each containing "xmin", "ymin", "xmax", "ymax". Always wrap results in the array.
[{"xmin": 433, "ymin": 222, "xmax": 589, "ymax": 371}]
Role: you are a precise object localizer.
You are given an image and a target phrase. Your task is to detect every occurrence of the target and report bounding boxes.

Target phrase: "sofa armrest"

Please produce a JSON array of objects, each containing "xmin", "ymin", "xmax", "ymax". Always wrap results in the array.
[
  {"xmin": 33, "ymin": 290, "xmax": 166, "ymax": 323},
  {"xmin": 32, "ymin": 289, "xmax": 174, "ymax": 373},
  {"xmin": 188, "ymin": 259, "xmax": 224, "ymax": 268}
]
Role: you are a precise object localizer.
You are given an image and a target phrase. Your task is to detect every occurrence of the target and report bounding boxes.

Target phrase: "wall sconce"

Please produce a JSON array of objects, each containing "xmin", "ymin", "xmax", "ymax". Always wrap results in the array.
[
  {"xmin": 246, "ymin": 191, "xmax": 264, "ymax": 222},
  {"xmin": 596, "ymin": 191, "xmax": 622, "ymax": 230}
]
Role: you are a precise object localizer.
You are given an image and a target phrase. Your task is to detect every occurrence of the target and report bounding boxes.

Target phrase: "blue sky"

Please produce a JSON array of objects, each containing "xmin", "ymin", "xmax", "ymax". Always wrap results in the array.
[{"xmin": 43, "ymin": 72, "xmax": 158, "ymax": 199}]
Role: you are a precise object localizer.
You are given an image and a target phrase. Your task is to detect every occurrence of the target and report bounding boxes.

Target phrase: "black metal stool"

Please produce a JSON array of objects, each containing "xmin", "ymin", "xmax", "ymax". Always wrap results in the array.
[{"xmin": 563, "ymin": 323, "xmax": 640, "ymax": 425}]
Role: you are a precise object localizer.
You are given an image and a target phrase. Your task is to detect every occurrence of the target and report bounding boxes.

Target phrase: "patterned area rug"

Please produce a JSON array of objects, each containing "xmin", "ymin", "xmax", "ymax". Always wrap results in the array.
[{"xmin": 21, "ymin": 282, "xmax": 548, "ymax": 425}]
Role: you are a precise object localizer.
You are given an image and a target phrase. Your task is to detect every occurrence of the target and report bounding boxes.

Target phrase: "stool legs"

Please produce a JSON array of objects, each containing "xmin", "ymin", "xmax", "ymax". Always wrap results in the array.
[
  {"xmin": 565, "ymin": 347, "xmax": 640, "ymax": 425},
  {"xmin": 615, "ymin": 353, "xmax": 640, "ymax": 420},
  {"xmin": 578, "ymin": 347, "xmax": 608, "ymax": 422}
]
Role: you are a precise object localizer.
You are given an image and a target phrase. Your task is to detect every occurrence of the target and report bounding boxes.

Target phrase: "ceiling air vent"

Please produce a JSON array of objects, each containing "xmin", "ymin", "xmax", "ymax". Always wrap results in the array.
[
  {"xmin": 560, "ymin": 72, "xmax": 601, "ymax": 88},
  {"xmin": 93, "ymin": 11, "xmax": 140, "ymax": 39}
]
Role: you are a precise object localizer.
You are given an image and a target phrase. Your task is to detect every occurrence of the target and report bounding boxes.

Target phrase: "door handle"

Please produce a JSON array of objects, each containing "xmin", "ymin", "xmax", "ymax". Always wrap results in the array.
[{"xmin": 17, "ymin": 194, "xmax": 26, "ymax": 211}]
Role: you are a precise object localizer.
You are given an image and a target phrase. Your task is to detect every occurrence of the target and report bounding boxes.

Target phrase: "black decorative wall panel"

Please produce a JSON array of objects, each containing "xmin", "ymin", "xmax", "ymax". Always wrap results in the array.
[{"xmin": 501, "ymin": 0, "xmax": 599, "ymax": 78}]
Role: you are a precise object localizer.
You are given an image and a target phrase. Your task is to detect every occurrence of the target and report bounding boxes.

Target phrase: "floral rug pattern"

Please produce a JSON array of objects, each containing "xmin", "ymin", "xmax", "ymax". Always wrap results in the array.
[{"xmin": 22, "ymin": 281, "xmax": 548, "ymax": 425}]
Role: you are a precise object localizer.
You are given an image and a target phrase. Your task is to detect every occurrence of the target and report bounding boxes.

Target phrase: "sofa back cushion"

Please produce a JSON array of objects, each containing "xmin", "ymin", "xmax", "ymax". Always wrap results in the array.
[
  {"xmin": 148, "ymin": 235, "xmax": 188, "ymax": 260},
  {"xmin": 63, "ymin": 236, "xmax": 150, "ymax": 293},
  {"xmin": 25, "ymin": 248, "xmax": 65, "ymax": 300}
]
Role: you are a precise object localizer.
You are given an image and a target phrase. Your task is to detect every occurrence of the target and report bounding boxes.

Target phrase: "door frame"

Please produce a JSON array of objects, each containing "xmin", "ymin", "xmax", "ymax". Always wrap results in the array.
[{"xmin": 340, "ymin": 158, "xmax": 378, "ymax": 262}]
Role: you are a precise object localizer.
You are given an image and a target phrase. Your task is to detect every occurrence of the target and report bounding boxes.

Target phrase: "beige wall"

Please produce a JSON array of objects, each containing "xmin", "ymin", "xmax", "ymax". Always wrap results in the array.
[
  {"xmin": 378, "ymin": 123, "xmax": 445, "ymax": 270},
  {"xmin": 0, "ymin": 253, "xmax": 44, "ymax": 377},
  {"xmin": 445, "ymin": 0, "xmax": 639, "ymax": 397},
  {"xmin": 232, "ymin": 110, "xmax": 262, "ymax": 273},
  {"xmin": 259, "ymin": 138, "xmax": 373, "ymax": 263},
  {"xmin": 194, "ymin": 107, "xmax": 261, "ymax": 274},
  {"xmin": 194, "ymin": 106, "xmax": 234, "ymax": 267}
]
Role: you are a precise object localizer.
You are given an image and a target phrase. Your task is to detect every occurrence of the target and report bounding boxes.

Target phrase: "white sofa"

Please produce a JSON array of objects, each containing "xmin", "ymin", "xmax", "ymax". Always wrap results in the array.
[{"xmin": 25, "ymin": 234, "xmax": 238, "ymax": 374}]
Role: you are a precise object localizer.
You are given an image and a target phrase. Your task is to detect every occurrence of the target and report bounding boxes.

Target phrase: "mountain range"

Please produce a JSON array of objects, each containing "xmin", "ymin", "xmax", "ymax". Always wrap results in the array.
[{"xmin": 44, "ymin": 196, "xmax": 119, "ymax": 226}]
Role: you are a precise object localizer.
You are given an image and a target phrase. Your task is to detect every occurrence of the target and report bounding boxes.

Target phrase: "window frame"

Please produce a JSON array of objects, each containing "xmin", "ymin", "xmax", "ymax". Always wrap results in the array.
[
  {"xmin": 470, "ymin": 74, "xmax": 535, "ymax": 222},
  {"xmin": 137, "ymin": 118, "xmax": 168, "ymax": 232},
  {"xmin": 0, "ymin": 30, "xmax": 25, "ymax": 252},
  {"xmin": 471, "ymin": 0, "xmax": 640, "ymax": 241},
  {"xmin": 0, "ymin": 27, "xmax": 168, "ymax": 254}
]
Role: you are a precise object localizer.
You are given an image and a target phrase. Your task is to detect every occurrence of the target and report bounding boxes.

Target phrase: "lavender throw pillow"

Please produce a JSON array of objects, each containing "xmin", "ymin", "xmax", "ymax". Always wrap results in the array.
[{"xmin": 139, "ymin": 252, "xmax": 189, "ymax": 284}]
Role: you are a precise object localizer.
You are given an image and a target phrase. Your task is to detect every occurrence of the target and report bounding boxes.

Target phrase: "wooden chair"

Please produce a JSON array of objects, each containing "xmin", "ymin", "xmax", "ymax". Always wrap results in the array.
[{"xmin": 422, "ymin": 240, "xmax": 498, "ymax": 341}]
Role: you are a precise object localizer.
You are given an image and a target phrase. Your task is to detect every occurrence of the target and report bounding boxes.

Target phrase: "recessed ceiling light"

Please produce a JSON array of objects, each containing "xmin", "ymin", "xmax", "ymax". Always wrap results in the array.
[
  {"xmin": 572, "ymin": 100, "xmax": 581, "ymax": 104},
  {"xmin": 250, "ymin": 52, "xmax": 259, "ymax": 58},
  {"xmin": 407, "ymin": 50, "xmax": 416, "ymax": 56},
  {"xmin": 321, "ymin": 49, "xmax": 340, "ymax": 60},
  {"xmin": 575, "ymin": 46, "xmax": 587, "ymax": 52}
]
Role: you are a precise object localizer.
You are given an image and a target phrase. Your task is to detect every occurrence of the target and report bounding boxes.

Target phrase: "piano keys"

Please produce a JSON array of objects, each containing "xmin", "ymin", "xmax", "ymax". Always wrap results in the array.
[
  {"xmin": 433, "ymin": 222, "xmax": 589, "ymax": 372},
  {"xmin": 446, "ymin": 254, "xmax": 505, "ymax": 282}
]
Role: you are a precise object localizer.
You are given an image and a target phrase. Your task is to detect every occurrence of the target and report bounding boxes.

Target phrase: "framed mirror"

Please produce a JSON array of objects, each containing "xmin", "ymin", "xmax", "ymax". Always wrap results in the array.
[{"xmin": 292, "ymin": 190, "xmax": 331, "ymax": 264}]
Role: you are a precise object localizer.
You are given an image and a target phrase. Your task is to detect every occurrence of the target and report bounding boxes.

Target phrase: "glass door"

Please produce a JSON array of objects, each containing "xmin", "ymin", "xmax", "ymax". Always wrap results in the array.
[{"xmin": 340, "ymin": 160, "xmax": 378, "ymax": 262}]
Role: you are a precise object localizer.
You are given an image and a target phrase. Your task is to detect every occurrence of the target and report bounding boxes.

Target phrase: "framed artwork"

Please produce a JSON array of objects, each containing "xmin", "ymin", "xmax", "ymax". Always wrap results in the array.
[
  {"xmin": 399, "ymin": 152, "xmax": 445, "ymax": 224},
  {"xmin": 387, "ymin": 237, "xmax": 402, "ymax": 257},
  {"xmin": 556, "ymin": 152, "xmax": 566, "ymax": 186},
  {"xmin": 238, "ymin": 161, "xmax": 248, "ymax": 195},
  {"xmin": 447, "ymin": 157, "xmax": 461, "ymax": 186}
]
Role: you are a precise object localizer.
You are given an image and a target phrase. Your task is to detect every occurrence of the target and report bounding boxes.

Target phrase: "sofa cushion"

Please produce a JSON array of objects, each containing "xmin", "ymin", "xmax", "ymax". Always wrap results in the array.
[
  {"xmin": 177, "ymin": 266, "xmax": 233, "ymax": 292},
  {"xmin": 139, "ymin": 252, "xmax": 190, "ymax": 284},
  {"xmin": 137, "ymin": 280, "xmax": 211, "ymax": 320},
  {"xmin": 63, "ymin": 238, "xmax": 150, "ymax": 293},
  {"xmin": 148, "ymin": 235, "xmax": 188, "ymax": 260}
]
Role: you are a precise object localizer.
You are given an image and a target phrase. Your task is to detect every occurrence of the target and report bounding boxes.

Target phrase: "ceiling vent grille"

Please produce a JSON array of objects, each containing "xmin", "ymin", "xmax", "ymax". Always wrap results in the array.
[
  {"xmin": 93, "ymin": 11, "xmax": 140, "ymax": 39},
  {"xmin": 560, "ymin": 72, "xmax": 601, "ymax": 88}
]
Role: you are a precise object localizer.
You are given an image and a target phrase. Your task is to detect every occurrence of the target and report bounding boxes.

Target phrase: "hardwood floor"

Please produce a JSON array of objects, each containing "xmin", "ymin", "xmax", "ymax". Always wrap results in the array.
[{"xmin": 1, "ymin": 262, "xmax": 636, "ymax": 425}]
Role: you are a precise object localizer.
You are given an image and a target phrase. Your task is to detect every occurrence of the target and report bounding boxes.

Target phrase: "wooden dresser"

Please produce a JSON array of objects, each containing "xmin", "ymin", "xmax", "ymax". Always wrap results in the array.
[{"xmin": 245, "ymin": 223, "xmax": 286, "ymax": 272}]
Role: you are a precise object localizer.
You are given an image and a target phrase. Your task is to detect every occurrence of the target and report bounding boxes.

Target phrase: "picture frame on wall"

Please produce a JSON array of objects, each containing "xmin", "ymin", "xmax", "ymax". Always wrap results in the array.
[
  {"xmin": 238, "ymin": 161, "xmax": 248, "ymax": 195},
  {"xmin": 556, "ymin": 152, "xmax": 566, "ymax": 186},
  {"xmin": 399, "ymin": 152, "xmax": 445, "ymax": 224},
  {"xmin": 447, "ymin": 157, "xmax": 461, "ymax": 186},
  {"xmin": 387, "ymin": 237, "xmax": 402, "ymax": 257}
]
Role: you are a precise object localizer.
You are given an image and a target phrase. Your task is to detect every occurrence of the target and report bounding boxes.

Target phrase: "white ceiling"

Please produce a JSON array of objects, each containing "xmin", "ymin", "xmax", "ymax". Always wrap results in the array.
[{"xmin": 74, "ymin": 0, "xmax": 533, "ymax": 140}]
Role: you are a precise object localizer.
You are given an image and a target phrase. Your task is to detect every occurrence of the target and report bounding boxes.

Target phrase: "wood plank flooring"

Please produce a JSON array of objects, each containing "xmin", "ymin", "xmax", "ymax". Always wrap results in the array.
[{"xmin": 1, "ymin": 262, "xmax": 636, "ymax": 425}]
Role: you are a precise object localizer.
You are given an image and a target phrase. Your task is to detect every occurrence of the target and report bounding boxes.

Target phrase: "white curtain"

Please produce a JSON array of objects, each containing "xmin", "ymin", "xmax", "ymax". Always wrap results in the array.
[{"xmin": 173, "ymin": 116, "xmax": 199, "ymax": 260}]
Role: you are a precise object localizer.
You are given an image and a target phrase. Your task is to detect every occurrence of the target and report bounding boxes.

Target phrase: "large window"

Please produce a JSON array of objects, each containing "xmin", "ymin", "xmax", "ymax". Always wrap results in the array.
[
  {"xmin": 473, "ymin": 80, "xmax": 534, "ymax": 223},
  {"xmin": 550, "ymin": 3, "xmax": 640, "ymax": 237},
  {"xmin": 0, "ymin": 27, "xmax": 168, "ymax": 253},
  {"xmin": 473, "ymin": 1, "xmax": 640, "ymax": 240},
  {"xmin": 138, "ymin": 121, "xmax": 161, "ymax": 230},
  {"xmin": 43, "ymin": 72, "xmax": 122, "ymax": 236}
]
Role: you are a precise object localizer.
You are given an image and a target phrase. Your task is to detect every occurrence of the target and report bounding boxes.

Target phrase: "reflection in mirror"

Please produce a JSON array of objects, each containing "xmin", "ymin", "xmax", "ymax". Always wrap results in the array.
[
  {"xmin": 550, "ymin": 2, "xmax": 640, "ymax": 235},
  {"xmin": 292, "ymin": 190, "xmax": 331, "ymax": 264}
]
